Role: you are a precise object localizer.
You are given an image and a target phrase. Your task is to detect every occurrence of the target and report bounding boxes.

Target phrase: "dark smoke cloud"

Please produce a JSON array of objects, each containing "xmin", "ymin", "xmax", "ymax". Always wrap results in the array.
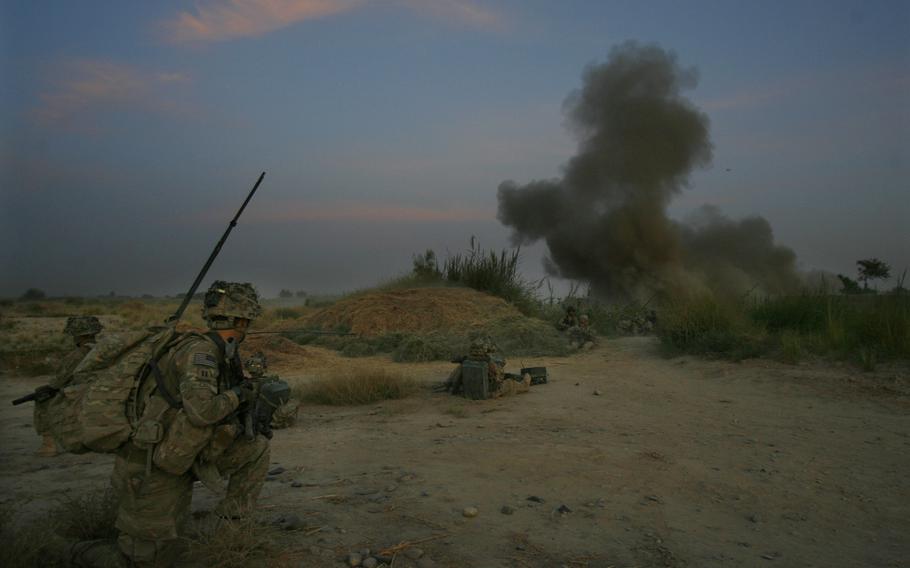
[{"xmin": 497, "ymin": 42, "xmax": 801, "ymax": 299}]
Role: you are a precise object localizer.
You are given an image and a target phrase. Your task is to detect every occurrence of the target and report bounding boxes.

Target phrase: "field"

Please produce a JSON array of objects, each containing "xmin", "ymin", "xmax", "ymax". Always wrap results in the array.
[{"xmin": 1, "ymin": 293, "xmax": 908, "ymax": 567}]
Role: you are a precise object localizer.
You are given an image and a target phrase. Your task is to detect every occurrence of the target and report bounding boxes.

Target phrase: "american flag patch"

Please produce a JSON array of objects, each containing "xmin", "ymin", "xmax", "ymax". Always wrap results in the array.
[{"xmin": 193, "ymin": 353, "xmax": 218, "ymax": 368}]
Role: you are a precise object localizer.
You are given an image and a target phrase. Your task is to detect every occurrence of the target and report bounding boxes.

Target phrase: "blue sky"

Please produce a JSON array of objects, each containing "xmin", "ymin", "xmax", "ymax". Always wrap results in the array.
[{"xmin": 1, "ymin": 0, "xmax": 908, "ymax": 296}]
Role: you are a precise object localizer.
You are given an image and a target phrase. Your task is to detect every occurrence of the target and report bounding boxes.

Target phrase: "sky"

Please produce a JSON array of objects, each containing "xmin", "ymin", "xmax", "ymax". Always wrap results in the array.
[{"xmin": 1, "ymin": 0, "xmax": 908, "ymax": 298}]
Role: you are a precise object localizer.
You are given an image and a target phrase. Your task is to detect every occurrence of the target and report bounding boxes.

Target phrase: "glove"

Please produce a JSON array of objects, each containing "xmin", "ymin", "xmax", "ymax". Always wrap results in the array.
[{"xmin": 231, "ymin": 382, "xmax": 256, "ymax": 405}]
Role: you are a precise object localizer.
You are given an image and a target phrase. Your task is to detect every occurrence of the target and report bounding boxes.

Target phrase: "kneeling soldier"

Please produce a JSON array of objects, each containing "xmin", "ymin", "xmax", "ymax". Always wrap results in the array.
[{"xmin": 73, "ymin": 282, "xmax": 271, "ymax": 567}]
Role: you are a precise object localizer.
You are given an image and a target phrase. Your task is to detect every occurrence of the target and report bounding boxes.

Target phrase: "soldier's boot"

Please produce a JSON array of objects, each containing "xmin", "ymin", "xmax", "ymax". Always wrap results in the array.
[
  {"xmin": 71, "ymin": 539, "xmax": 130, "ymax": 568},
  {"xmin": 213, "ymin": 435, "xmax": 270, "ymax": 519},
  {"xmin": 36, "ymin": 434, "xmax": 58, "ymax": 457}
]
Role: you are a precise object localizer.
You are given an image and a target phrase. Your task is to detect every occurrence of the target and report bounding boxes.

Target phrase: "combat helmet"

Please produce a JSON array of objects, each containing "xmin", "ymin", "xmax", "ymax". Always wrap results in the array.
[
  {"xmin": 468, "ymin": 335, "xmax": 496, "ymax": 360},
  {"xmin": 64, "ymin": 316, "xmax": 103, "ymax": 338},
  {"xmin": 202, "ymin": 281, "xmax": 262, "ymax": 329}
]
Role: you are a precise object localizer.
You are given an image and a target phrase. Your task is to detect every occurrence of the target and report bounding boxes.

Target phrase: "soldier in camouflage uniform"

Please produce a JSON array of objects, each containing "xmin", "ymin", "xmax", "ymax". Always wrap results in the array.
[
  {"xmin": 72, "ymin": 282, "xmax": 270, "ymax": 568},
  {"xmin": 443, "ymin": 336, "xmax": 529, "ymax": 398},
  {"xmin": 34, "ymin": 316, "xmax": 103, "ymax": 457},
  {"xmin": 568, "ymin": 313, "xmax": 597, "ymax": 349},
  {"xmin": 557, "ymin": 306, "xmax": 579, "ymax": 331},
  {"xmin": 244, "ymin": 351, "xmax": 299, "ymax": 429}
]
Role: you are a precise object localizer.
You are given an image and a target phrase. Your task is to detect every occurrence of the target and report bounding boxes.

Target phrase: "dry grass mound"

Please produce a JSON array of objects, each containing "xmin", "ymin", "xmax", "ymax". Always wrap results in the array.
[{"xmin": 304, "ymin": 287, "xmax": 522, "ymax": 336}]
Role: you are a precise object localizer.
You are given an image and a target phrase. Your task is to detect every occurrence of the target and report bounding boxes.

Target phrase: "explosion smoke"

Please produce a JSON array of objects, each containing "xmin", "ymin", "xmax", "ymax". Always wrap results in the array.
[{"xmin": 497, "ymin": 42, "xmax": 801, "ymax": 299}]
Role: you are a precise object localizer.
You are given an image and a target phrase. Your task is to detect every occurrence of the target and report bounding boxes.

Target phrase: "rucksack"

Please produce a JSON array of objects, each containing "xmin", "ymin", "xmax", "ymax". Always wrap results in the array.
[{"xmin": 45, "ymin": 326, "xmax": 183, "ymax": 454}]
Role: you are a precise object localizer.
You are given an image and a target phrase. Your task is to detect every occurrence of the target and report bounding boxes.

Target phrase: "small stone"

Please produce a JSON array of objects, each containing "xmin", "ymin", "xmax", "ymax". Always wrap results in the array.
[
  {"xmin": 281, "ymin": 514, "xmax": 305, "ymax": 531},
  {"xmin": 557, "ymin": 504, "xmax": 572, "ymax": 514},
  {"xmin": 347, "ymin": 552, "xmax": 363, "ymax": 567},
  {"xmin": 404, "ymin": 547, "xmax": 424, "ymax": 559},
  {"xmin": 527, "ymin": 496, "xmax": 545, "ymax": 503},
  {"xmin": 359, "ymin": 549, "xmax": 371, "ymax": 557},
  {"xmin": 748, "ymin": 514, "xmax": 760, "ymax": 523},
  {"xmin": 515, "ymin": 544, "xmax": 526, "ymax": 551},
  {"xmin": 593, "ymin": 389, "xmax": 602, "ymax": 396},
  {"xmin": 384, "ymin": 484, "xmax": 398, "ymax": 492},
  {"xmin": 265, "ymin": 475, "xmax": 277, "ymax": 482},
  {"xmin": 291, "ymin": 481, "xmax": 303, "ymax": 488},
  {"xmin": 500, "ymin": 505, "xmax": 516, "ymax": 515},
  {"xmin": 462, "ymin": 506, "xmax": 479, "ymax": 518},
  {"xmin": 268, "ymin": 466, "xmax": 285, "ymax": 475},
  {"xmin": 420, "ymin": 490, "xmax": 430, "ymax": 497},
  {"xmin": 362, "ymin": 558, "xmax": 378, "ymax": 568},
  {"xmin": 416, "ymin": 558, "xmax": 435, "ymax": 568}
]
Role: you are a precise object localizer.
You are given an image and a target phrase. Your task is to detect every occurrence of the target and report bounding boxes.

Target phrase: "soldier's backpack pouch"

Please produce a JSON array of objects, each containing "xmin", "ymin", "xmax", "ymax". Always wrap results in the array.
[
  {"xmin": 461, "ymin": 359, "xmax": 490, "ymax": 400},
  {"xmin": 153, "ymin": 411, "xmax": 214, "ymax": 475}
]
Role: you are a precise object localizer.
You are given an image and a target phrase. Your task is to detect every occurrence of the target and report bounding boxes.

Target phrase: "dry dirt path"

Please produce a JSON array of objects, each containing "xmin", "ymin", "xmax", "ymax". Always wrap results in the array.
[{"xmin": 1, "ymin": 338, "xmax": 908, "ymax": 567}]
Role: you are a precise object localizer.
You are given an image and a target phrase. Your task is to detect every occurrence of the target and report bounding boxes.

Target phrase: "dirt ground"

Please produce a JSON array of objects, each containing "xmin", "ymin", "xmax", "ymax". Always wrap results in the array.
[{"xmin": 1, "ymin": 337, "xmax": 908, "ymax": 567}]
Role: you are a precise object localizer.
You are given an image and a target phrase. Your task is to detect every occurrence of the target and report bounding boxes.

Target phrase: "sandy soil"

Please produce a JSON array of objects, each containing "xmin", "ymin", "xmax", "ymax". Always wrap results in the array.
[{"xmin": 1, "ymin": 337, "xmax": 908, "ymax": 567}]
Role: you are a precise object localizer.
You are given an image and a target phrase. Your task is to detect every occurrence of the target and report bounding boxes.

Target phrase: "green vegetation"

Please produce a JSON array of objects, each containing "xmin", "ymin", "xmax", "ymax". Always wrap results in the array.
[
  {"xmin": 657, "ymin": 292, "xmax": 910, "ymax": 365},
  {"xmin": 0, "ymin": 488, "xmax": 118, "ymax": 568},
  {"xmin": 392, "ymin": 238, "xmax": 540, "ymax": 314},
  {"xmin": 297, "ymin": 369, "xmax": 419, "ymax": 405}
]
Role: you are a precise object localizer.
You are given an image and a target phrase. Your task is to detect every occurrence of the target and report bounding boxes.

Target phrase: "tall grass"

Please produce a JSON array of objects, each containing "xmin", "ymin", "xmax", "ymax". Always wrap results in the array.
[
  {"xmin": 297, "ymin": 369, "xmax": 419, "ymax": 405},
  {"xmin": 657, "ymin": 292, "xmax": 910, "ymax": 364}
]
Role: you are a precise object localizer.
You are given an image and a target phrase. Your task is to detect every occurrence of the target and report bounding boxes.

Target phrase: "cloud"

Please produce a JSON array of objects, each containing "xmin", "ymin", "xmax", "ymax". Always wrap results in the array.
[
  {"xmin": 163, "ymin": 0, "xmax": 363, "ymax": 43},
  {"xmin": 32, "ymin": 59, "xmax": 189, "ymax": 126},
  {"xmin": 162, "ymin": 0, "xmax": 501, "ymax": 43},
  {"xmin": 400, "ymin": 0, "xmax": 501, "ymax": 29}
]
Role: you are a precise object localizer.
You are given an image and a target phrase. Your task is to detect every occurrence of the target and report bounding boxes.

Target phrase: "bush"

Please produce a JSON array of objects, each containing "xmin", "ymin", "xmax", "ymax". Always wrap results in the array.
[
  {"xmin": 441, "ymin": 238, "xmax": 539, "ymax": 314},
  {"xmin": 299, "ymin": 369, "xmax": 418, "ymax": 405},
  {"xmin": 20, "ymin": 288, "xmax": 46, "ymax": 300},
  {"xmin": 393, "ymin": 333, "xmax": 454, "ymax": 362},
  {"xmin": 272, "ymin": 308, "xmax": 302, "ymax": 320},
  {"xmin": 657, "ymin": 296, "xmax": 766, "ymax": 359}
]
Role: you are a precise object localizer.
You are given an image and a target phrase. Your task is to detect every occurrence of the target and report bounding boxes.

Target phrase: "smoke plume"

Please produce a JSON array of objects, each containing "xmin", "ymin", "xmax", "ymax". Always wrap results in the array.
[{"xmin": 497, "ymin": 42, "xmax": 801, "ymax": 299}]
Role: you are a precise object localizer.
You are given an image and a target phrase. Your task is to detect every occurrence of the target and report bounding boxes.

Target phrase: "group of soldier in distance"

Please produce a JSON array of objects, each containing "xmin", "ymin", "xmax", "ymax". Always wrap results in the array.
[{"xmin": 23, "ymin": 281, "xmax": 596, "ymax": 567}]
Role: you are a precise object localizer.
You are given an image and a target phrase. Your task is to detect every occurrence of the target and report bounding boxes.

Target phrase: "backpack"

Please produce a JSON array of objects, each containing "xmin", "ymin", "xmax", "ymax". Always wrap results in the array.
[{"xmin": 45, "ymin": 326, "xmax": 183, "ymax": 454}]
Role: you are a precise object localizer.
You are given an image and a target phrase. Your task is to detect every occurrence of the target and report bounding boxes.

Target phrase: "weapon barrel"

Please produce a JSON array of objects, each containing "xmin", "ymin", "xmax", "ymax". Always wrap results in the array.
[
  {"xmin": 12, "ymin": 392, "xmax": 37, "ymax": 406},
  {"xmin": 171, "ymin": 171, "xmax": 266, "ymax": 323},
  {"xmin": 247, "ymin": 329, "xmax": 357, "ymax": 336}
]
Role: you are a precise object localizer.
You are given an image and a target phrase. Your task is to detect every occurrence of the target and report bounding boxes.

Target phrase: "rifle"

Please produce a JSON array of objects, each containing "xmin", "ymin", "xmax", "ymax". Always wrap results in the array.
[
  {"xmin": 247, "ymin": 329, "xmax": 357, "ymax": 337},
  {"xmin": 12, "ymin": 386, "xmax": 57, "ymax": 406}
]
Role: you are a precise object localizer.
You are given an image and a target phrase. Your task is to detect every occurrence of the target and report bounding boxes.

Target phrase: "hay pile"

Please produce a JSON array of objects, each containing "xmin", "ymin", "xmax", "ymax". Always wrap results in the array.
[{"xmin": 303, "ymin": 287, "xmax": 522, "ymax": 336}]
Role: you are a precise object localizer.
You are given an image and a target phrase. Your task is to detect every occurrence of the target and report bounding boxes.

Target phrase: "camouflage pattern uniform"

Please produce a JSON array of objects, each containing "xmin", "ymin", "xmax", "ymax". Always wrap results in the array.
[
  {"xmin": 557, "ymin": 307, "xmax": 579, "ymax": 331},
  {"xmin": 444, "ymin": 337, "xmax": 528, "ymax": 397},
  {"xmin": 244, "ymin": 351, "xmax": 299, "ymax": 429},
  {"xmin": 73, "ymin": 282, "xmax": 268, "ymax": 568},
  {"xmin": 568, "ymin": 314, "xmax": 596, "ymax": 349},
  {"xmin": 35, "ymin": 316, "xmax": 103, "ymax": 456}
]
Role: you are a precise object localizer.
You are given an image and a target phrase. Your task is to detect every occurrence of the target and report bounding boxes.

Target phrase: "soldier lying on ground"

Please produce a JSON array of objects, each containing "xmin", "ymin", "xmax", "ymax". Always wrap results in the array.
[
  {"xmin": 34, "ymin": 315, "xmax": 103, "ymax": 457},
  {"xmin": 72, "ymin": 281, "xmax": 272, "ymax": 568},
  {"xmin": 244, "ymin": 351, "xmax": 299, "ymax": 429},
  {"xmin": 442, "ymin": 336, "xmax": 530, "ymax": 398}
]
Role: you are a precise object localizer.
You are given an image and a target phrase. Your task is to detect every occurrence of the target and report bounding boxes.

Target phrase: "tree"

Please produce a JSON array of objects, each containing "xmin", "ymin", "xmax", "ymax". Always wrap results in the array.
[
  {"xmin": 278, "ymin": 289, "xmax": 293, "ymax": 298},
  {"xmin": 836, "ymin": 274, "xmax": 862, "ymax": 295},
  {"xmin": 856, "ymin": 258, "xmax": 891, "ymax": 291},
  {"xmin": 21, "ymin": 288, "xmax": 46, "ymax": 300}
]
